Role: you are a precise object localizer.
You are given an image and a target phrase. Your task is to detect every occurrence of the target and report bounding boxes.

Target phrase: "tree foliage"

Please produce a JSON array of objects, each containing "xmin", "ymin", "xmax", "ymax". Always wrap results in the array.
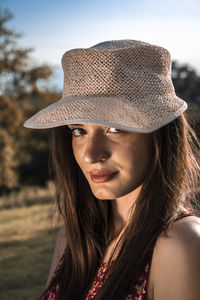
[
  {"xmin": 0, "ymin": 8, "xmax": 61, "ymax": 194},
  {"xmin": 172, "ymin": 61, "xmax": 200, "ymax": 123},
  {"xmin": 0, "ymin": 8, "xmax": 200, "ymax": 193}
]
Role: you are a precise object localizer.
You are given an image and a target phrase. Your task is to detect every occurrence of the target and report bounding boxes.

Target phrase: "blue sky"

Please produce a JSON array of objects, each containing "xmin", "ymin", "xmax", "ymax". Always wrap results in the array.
[{"xmin": 1, "ymin": 0, "xmax": 200, "ymax": 89}]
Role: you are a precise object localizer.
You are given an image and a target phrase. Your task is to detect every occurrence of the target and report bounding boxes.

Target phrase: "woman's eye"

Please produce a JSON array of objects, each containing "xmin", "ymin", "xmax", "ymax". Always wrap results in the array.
[
  {"xmin": 107, "ymin": 127, "xmax": 121, "ymax": 133},
  {"xmin": 69, "ymin": 126, "xmax": 122, "ymax": 137},
  {"xmin": 71, "ymin": 128, "xmax": 85, "ymax": 137}
]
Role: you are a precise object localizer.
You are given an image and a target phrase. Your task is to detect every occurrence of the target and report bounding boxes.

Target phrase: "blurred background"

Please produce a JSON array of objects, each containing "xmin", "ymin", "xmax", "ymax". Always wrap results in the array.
[{"xmin": 0, "ymin": 0, "xmax": 200, "ymax": 299}]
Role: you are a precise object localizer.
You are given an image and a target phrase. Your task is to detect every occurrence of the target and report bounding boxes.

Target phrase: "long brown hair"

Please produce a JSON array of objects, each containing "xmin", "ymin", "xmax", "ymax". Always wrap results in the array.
[{"xmin": 41, "ymin": 112, "xmax": 200, "ymax": 300}]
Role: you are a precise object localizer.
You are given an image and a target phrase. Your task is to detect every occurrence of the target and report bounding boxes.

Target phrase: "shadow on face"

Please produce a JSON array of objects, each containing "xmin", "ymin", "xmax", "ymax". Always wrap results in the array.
[{"xmin": 67, "ymin": 123, "xmax": 154, "ymax": 200}]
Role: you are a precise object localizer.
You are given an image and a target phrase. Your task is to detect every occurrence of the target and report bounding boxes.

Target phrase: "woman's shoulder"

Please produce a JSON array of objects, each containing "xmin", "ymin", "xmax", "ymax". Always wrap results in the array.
[
  {"xmin": 153, "ymin": 213, "xmax": 200, "ymax": 258},
  {"xmin": 57, "ymin": 224, "xmax": 67, "ymax": 240},
  {"xmin": 54, "ymin": 224, "xmax": 67, "ymax": 258},
  {"xmin": 156, "ymin": 215, "xmax": 200, "ymax": 259},
  {"xmin": 149, "ymin": 215, "xmax": 200, "ymax": 300},
  {"xmin": 163, "ymin": 213, "xmax": 200, "ymax": 236},
  {"xmin": 45, "ymin": 224, "xmax": 67, "ymax": 288}
]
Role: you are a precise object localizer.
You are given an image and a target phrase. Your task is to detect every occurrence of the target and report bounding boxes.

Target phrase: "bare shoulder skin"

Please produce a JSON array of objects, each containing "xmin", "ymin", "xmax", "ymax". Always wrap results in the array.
[
  {"xmin": 45, "ymin": 224, "xmax": 67, "ymax": 288},
  {"xmin": 147, "ymin": 216, "xmax": 200, "ymax": 300}
]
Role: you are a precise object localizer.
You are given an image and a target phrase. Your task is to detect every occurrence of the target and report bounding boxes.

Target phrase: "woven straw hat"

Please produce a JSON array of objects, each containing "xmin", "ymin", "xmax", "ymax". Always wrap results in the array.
[{"xmin": 23, "ymin": 39, "xmax": 187, "ymax": 133}]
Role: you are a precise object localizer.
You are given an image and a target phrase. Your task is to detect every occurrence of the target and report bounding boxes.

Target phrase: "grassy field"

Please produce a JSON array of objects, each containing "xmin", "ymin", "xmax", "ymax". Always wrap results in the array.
[
  {"xmin": 1, "ymin": 184, "xmax": 199, "ymax": 300},
  {"xmin": 0, "ymin": 202, "xmax": 61, "ymax": 300}
]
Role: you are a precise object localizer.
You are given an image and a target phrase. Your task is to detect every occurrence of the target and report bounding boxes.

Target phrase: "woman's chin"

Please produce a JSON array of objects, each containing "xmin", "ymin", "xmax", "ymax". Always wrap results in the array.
[
  {"xmin": 91, "ymin": 188, "xmax": 117, "ymax": 200},
  {"xmin": 91, "ymin": 186, "xmax": 129, "ymax": 200},
  {"xmin": 90, "ymin": 183, "xmax": 143, "ymax": 201}
]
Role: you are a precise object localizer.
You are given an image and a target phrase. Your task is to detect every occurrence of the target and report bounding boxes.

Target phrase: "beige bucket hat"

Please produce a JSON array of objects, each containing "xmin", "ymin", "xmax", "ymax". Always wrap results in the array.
[{"xmin": 23, "ymin": 39, "xmax": 187, "ymax": 133}]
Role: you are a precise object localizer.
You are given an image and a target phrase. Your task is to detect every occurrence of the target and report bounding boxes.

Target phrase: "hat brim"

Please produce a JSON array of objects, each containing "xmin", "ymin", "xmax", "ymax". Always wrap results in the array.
[{"xmin": 23, "ymin": 94, "xmax": 187, "ymax": 133}]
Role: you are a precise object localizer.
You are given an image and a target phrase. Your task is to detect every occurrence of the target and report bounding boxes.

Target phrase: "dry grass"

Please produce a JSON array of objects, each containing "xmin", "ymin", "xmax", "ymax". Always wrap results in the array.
[
  {"xmin": 0, "ymin": 202, "xmax": 62, "ymax": 300},
  {"xmin": 0, "ymin": 181, "xmax": 55, "ymax": 210},
  {"xmin": 0, "ymin": 184, "xmax": 199, "ymax": 300}
]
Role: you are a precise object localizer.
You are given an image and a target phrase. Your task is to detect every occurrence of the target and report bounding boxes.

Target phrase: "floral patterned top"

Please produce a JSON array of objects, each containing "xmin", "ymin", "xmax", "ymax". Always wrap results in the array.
[
  {"xmin": 43, "ymin": 211, "xmax": 195, "ymax": 300},
  {"xmin": 84, "ymin": 258, "xmax": 151, "ymax": 300}
]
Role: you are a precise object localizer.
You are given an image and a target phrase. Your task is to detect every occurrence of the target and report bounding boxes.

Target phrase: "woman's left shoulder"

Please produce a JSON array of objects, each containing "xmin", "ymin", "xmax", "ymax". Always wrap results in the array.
[
  {"xmin": 164, "ymin": 214, "xmax": 200, "ymax": 244},
  {"xmin": 149, "ymin": 215, "xmax": 200, "ymax": 300},
  {"xmin": 155, "ymin": 214, "xmax": 200, "ymax": 264}
]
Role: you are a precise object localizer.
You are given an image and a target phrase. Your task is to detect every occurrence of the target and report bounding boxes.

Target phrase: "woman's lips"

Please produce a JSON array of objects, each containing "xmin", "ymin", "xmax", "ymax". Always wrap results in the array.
[{"xmin": 90, "ymin": 172, "xmax": 118, "ymax": 183}]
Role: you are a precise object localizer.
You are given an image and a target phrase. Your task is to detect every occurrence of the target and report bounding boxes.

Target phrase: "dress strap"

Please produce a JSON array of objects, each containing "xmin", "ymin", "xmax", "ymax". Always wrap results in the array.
[{"xmin": 173, "ymin": 210, "xmax": 197, "ymax": 222}]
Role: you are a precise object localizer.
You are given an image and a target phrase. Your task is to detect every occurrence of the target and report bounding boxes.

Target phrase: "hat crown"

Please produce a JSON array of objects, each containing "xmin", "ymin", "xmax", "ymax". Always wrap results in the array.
[
  {"xmin": 61, "ymin": 39, "xmax": 173, "ymax": 99},
  {"xmin": 90, "ymin": 39, "xmax": 149, "ymax": 50},
  {"xmin": 23, "ymin": 39, "xmax": 187, "ymax": 132}
]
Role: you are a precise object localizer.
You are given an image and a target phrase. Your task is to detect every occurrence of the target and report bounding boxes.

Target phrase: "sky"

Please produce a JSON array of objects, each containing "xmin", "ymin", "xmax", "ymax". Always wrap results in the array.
[{"xmin": 1, "ymin": 0, "xmax": 200, "ymax": 89}]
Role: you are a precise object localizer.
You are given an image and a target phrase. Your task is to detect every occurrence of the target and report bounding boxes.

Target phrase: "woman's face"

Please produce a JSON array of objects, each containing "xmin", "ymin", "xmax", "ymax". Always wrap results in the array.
[{"xmin": 67, "ymin": 124, "xmax": 154, "ymax": 200}]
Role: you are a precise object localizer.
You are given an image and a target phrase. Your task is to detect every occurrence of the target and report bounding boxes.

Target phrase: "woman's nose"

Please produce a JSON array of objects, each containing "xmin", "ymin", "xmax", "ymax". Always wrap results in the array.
[{"xmin": 83, "ymin": 134, "xmax": 111, "ymax": 164}]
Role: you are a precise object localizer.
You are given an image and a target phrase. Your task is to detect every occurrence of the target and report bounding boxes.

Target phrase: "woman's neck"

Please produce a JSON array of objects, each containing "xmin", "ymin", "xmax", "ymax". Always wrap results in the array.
[
  {"xmin": 103, "ymin": 185, "xmax": 143, "ymax": 263},
  {"xmin": 111, "ymin": 184, "xmax": 142, "ymax": 235}
]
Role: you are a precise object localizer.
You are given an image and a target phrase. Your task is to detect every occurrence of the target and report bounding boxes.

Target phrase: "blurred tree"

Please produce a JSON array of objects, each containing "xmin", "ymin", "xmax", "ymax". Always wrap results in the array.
[
  {"xmin": 0, "ymin": 95, "xmax": 20, "ymax": 193},
  {"xmin": 172, "ymin": 61, "xmax": 200, "ymax": 124},
  {"xmin": 0, "ymin": 8, "xmax": 60, "ymax": 194},
  {"xmin": 0, "ymin": 8, "xmax": 200, "ymax": 194}
]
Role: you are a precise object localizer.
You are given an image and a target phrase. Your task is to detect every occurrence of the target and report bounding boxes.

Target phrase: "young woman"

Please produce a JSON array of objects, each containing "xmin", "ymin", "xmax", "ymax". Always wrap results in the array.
[{"xmin": 24, "ymin": 40, "xmax": 200, "ymax": 300}]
